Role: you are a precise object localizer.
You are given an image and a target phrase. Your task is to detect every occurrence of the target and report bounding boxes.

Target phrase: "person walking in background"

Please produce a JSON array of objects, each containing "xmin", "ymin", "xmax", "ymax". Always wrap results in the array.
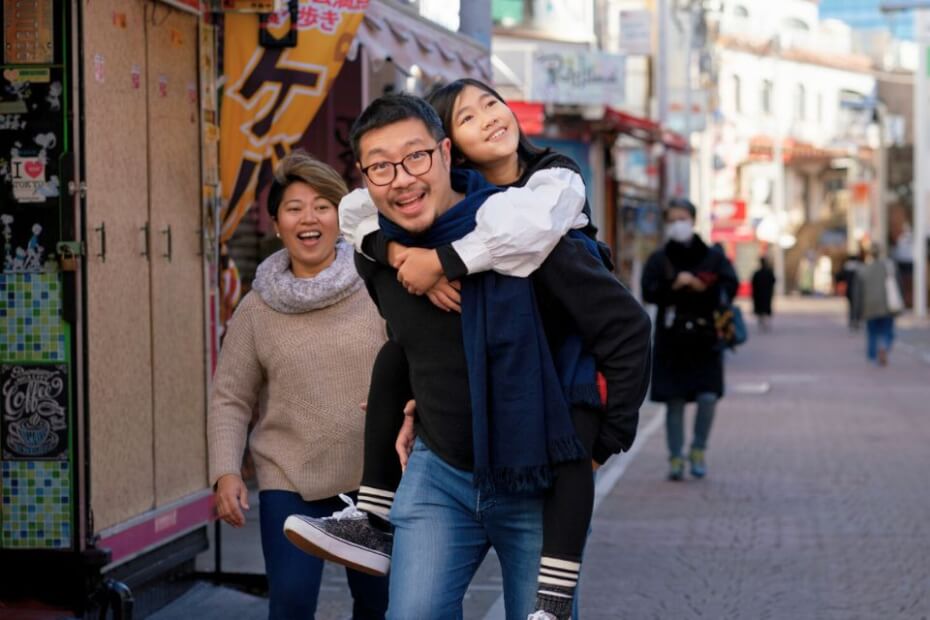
[
  {"xmin": 208, "ymin": 151, "xmax": 389, "ymax": 619},
  {"xmin": 837, "ymin": 253, "xmax": 864, "ymax": 331},
  {"xmin": 751, "ymin": 256, "xmax": 776, "ymax": 332},
  {"xmin": 854, "ymin": 244, "xmax": 903, "ymax": 366},
  {"xmin": 641, "ymin": 198, "xmax": 739, "ymax": 481}
]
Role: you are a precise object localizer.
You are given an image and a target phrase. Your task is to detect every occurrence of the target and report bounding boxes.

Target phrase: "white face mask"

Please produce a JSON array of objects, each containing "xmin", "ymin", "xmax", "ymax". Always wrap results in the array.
[{"xmin": 666, "ymin": 219, "xmax": 694, "ymax": 243}]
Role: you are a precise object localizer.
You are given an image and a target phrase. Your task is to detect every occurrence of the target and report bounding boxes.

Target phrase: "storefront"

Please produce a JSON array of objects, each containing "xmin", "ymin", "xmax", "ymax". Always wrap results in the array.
[{"xmin": 1, "ymin": 0, "xmax": 216, "ymax": 614}]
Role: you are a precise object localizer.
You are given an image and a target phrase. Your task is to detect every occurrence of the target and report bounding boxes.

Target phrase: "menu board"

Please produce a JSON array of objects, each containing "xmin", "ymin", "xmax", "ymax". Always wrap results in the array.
[{"xmin": 3, "ymin": 0, "xmax": 54, "ymax": 65}]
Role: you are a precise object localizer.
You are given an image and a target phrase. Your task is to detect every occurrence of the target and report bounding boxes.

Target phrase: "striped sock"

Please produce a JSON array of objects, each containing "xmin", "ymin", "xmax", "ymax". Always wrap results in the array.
[
  {"xmin": 535, "ymin": 556, "xmax": 580, "ymax": 620},
  {"xmin": 356, "ymin": 485, "xmax": 394, "ymax": 521}
]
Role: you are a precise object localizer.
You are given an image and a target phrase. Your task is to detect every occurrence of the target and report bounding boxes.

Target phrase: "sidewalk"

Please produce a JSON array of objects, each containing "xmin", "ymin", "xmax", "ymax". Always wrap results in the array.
[{"xmin": 579, "ymin": 296, "xmax": 930, "ymax": 618}]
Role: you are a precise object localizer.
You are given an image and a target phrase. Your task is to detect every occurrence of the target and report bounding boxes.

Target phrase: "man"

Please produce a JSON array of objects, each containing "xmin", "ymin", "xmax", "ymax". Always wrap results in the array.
[
  {"xmin": 854, "ymin": 243, "xmax": 903, "ymax": 366},
  {"xmin": 299, "ymin": 94, "xmax": 651, "ymax": 619}
]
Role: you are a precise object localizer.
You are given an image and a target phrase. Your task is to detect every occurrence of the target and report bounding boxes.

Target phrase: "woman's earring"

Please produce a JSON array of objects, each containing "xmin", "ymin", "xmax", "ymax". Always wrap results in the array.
[{"xmin": 276, "ymin": 233, "xmax": 281, "ymax": 238}]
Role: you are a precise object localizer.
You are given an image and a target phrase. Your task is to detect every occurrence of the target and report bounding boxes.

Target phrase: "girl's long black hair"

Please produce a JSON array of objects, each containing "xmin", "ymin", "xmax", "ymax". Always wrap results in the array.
[{"xmin": 426, "ymin": 78, "xmax": 545, "ymax": 168}]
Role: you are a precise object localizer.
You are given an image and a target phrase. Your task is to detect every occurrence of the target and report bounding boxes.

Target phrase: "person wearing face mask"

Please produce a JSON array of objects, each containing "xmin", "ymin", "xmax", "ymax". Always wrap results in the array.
[{"xmin": 641, "ymin": 199, "xmax": 739, "ymax": 481}]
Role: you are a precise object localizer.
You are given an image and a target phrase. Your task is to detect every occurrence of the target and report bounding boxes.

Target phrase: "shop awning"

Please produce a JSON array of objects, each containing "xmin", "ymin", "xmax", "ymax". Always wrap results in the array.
[
  {"xmin": 602, "ymin": 107, "xmax": 689, "ymax": 151},
  {"xmin": 351, "ymin": 0, "xmax": 491, "ymax": 84}
]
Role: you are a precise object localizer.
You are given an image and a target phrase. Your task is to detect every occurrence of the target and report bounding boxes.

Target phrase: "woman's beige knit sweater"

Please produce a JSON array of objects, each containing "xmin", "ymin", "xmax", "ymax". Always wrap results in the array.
[{"xmin": 208, "ymin": 286, "xmax": 386, "ymax": 500}]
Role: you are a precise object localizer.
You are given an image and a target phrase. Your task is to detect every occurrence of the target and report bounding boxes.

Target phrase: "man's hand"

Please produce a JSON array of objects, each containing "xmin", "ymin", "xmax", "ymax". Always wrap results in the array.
[
  {"xmin": 396, "ymin": 248, "xmax": 444, "ymax": 295},
  {"xmin": 426, "ymin": 278, "xmax": 462, "ymax": 313},
  {"xmin": 396, "ymin": 399, "xmax": 417, "ymax": 471},
  {"xmin": 214, "ymin": 473, "xmax": 250, "ymax": 528}
]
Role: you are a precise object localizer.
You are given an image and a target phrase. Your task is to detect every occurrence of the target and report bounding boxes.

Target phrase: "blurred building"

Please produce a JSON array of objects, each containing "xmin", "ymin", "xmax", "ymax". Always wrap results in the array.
[{"xmin": 703, "ymin": 1, "xmax": 885, "ymax": 292}]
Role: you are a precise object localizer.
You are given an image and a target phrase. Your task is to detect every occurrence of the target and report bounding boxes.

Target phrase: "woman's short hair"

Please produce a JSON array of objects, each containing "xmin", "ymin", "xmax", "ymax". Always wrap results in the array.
[{"xmin": 267, "ymin": 150, "xmax": 348, "ymax": 218}]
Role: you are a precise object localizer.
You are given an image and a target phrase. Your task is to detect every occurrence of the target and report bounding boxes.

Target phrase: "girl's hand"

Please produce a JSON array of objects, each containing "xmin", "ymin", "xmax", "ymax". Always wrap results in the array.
[
  {"xmin": 214, "ymin": 474, "xmax": 250, "ymax": 528},
  {"xmin": 396, "ymin": 400, "xmax": 417, "ymax": 471},
  {"xmin": 387, "ymin": 241, "xmax": 410, "ymax": 269},
  {"xmin": 396, "ymin": 248, "xmax": 444, "ymax": 295},
  {"xmin": 426, "ymin": 278, "xmax": 462, "ymax": 313}
]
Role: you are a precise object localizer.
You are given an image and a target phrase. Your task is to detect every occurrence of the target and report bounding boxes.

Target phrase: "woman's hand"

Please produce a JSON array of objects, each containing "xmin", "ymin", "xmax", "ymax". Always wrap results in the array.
[
  {"xmin": 396, "ymin": 399, "xmax": 417, "ymax": 471},
  {"xmin": 426, "ymin": 278, "xmax": 462, "ymax": 313},
  {"xmin": 673, "ymin": 271, "xmax": 707, "ymax": 292},
  {"xmin": 214, "ymin": 473, "xmax": 250, "ymax": 528},
  {"xmin": 396, "ymin": 248, "xmax": 444, "ymax": 295}
]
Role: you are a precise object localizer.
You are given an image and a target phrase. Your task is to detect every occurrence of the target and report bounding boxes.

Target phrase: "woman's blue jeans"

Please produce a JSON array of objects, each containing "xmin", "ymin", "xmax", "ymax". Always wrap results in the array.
[
  {"xmin": 665, "ymin": 392, "xmax": 718, "ymax": 459},
  {"xmin": 259, "ymin": 490, "xmax": 389, "ymax": 620},
  {"xmin": 387, "ymin": 439, "xmax": 543, "ymax": 620},
  {"xmin": 866, "ymin": 316, "xmax": 895, "ymax": 361}
]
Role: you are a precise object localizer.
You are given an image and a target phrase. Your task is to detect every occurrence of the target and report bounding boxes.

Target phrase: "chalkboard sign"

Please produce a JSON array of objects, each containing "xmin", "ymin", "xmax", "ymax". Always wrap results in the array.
[{"xmin": 1, "ymin": 364, "xmax": 69, "ymax": 460}]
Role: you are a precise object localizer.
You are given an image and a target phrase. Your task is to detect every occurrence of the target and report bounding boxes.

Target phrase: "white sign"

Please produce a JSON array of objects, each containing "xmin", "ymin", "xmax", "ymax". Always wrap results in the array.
[
  {"xmin": 619, "ymin": 10, "xmax": 652, "ymax": 56},
  {"xmin": 11, "ymin": 156, "xmax": 46, "ymax": 203},
  {"xmin": 666, "ymin": 88, "xmax": 708, "ymax": 133},
  {"xmin": 532, "ymin": 51, "xmax": 625, "ymax": 106}
]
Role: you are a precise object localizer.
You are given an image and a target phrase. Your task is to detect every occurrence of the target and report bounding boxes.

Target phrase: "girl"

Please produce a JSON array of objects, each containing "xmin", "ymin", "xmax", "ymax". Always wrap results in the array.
[{"xmin": 286, "ymin": 80, "xmax": 645, "ymax": 620}]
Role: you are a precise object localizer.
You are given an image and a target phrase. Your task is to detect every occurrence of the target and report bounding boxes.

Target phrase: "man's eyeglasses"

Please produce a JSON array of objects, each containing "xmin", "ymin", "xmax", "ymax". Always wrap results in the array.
[{"xmin": 360, "ymin": 146, "xmax": 439, "ymax": 186}]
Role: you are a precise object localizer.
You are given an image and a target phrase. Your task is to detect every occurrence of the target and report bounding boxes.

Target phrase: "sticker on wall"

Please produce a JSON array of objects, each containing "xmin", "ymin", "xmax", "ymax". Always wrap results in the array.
[
  {"xmin": 1, "ymin": 364, "xmax": 68, "ymax": 460},
  {"xmin": 94, "ymin": 54, "xmax": 105, "ymax": 84},
  {"xmin": 1, "ymin": 461, "xmax": 72, "ymax": 549},
  {"xmin": 1, "ymin": 214, "xmax": 53, "ymax": 274},
  {"xmin": 46, "ymin": 82, "xmax": 61, "ymax": 112},
  {"xmin": 131, "ymin": 65, "xmax": 142, "ymax": 90},
  {"xmin": 158, "ymin": 74, "xmax": 169, "ymax": 98},
  {"xmin": 112, "ymin": 11, "xmax": 128, "ymax": 28},
  {"xmin": 10, "ymin": 156, "xmax": 47, "ymax": 203},
  {"xmin": 0, "ymin": 273, "xmax": 66, "ymax": 362},
  {"xmin": 170, "ymin": 28, "xmax": 184, "ymax": 47}
]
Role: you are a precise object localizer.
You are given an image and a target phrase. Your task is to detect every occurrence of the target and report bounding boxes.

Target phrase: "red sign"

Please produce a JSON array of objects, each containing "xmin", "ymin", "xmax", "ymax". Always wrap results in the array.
[
  {"xmin": 711, "ymin": 199, "xmax": 746, "ymax": 223},
  {"xmin": 509, "ymin": 101, "xmax": 544, "ymax": 136}
]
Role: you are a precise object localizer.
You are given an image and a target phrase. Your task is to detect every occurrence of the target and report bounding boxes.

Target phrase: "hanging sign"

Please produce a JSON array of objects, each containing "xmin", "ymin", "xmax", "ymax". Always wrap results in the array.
[
  {"xmin": 220, "ymin": 0, "xmax": 368, "ymax": 242},
  {"xmin": 3, "ymin": 0, "xmax": 54, "ymax": 64}
]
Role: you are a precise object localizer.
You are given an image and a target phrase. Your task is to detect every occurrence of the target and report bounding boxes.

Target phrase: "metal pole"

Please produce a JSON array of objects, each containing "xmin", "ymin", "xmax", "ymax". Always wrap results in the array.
[
  {"xmin": 657, "ymin": 0, "xmax": 670, "ymax": 204},
  {"xmin": 772, "ymin": 135, "xmax": 786, "ymax": 297},
  {"xmin": 915, "ymin": 10, "xmax": 928, "ymax": 317},
  {"xmin": 876, "ymin": 104, "xmax": 888, "ymax": 249}
]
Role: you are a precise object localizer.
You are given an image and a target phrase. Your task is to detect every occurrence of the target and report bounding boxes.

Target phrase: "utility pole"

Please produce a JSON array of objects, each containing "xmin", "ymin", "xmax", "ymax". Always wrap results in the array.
[
  {"xmin": 913, "ymin": 9, "xmax": 929, "ymax": 317},
  {"xmin": 657, "ymin": 0, "xmax": 670, "ymax": 205},
  {"xmin": 458, "ymin": 0, "xmax": 492, "ymax": 48}
]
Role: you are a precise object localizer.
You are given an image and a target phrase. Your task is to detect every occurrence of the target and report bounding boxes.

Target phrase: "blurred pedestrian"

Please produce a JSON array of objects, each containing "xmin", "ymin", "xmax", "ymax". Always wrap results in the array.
[
  {"xmin": 836, "ymin": 254, "xmax": 864, "ymax": 330},
  {"xmin": 642, "ymin": 198, "xmax": 739, "ymax": 481},
  {"xmin": 208, "ymin": 151, "xmax": 389, "ymax": 619},
  {"xmin": 751, "ymin": 256, "xmax": 776, "ymax": 331},
  {"xmin": 854, "ymin": 244, "xmax": 904, "ymax": 366}
]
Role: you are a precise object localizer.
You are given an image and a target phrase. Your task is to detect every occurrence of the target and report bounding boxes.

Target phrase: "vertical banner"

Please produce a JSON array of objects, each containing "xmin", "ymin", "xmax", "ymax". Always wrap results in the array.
[{"xmin": 220, "ymin": 0, "xmax": 368, "ymax": 242}]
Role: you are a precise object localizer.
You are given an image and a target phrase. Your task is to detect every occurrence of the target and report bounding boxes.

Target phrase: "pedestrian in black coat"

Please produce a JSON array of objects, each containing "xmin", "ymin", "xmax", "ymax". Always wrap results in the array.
[
  {"xmin": 751, "ymin": 257, "xmax": 776, "ymax": 331},
  {"xmin": 641, "ymin": 199, "xmax": 739, "ymax": 481}
]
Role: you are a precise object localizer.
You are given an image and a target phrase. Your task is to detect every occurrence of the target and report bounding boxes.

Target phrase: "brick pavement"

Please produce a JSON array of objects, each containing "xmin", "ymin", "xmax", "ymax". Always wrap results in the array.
[{"xmin": 580, "ymin": 297, "xmax": 930, "ymax": 620}]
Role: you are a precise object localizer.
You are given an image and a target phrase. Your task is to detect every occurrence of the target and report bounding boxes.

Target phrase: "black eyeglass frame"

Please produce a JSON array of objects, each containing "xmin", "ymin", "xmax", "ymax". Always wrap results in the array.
[{"xmin": 359, "ymin": 145, "xmax": 440, "ymax": 186}]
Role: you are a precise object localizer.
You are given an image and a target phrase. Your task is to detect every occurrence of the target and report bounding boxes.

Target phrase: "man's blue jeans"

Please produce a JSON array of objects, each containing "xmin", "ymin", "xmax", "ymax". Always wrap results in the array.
[
  {"xmin": 866, "ymin": 316, "xmax": 895, "ymax": 361},
  {"xmin": 387, "ymin": 439, "xmax": 543, "ymax": 620},
  {"xmin": 259, "ymin": 490, "xmax": 389, "ymax": 620},
  {"xmin": 666, "ymin": 392, "xmax": 718, "ymax": 459}
]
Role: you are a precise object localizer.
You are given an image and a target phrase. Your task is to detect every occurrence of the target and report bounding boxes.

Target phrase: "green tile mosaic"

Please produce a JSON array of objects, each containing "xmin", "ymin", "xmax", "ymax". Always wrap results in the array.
[
  {"xmin": 0, "ymin": 273, "xmax": 65, "ymax": 362},
  {"xmin": 1, "ymin": 460, "xmax": 71, "ymax": 549}
]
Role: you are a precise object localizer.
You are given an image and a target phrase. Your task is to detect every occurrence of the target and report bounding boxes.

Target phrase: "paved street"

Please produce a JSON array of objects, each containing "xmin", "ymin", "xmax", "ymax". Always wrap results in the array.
[{"xmin": 153, "ymin": 297, "xmax": 930, "ymax": 620}]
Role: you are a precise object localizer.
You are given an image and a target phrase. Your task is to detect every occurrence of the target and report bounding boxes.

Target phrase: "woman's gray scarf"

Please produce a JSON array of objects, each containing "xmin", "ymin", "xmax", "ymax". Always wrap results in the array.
[{"xmin": 252, "ymin": 239, "xmax": 363, "ymax": 313}]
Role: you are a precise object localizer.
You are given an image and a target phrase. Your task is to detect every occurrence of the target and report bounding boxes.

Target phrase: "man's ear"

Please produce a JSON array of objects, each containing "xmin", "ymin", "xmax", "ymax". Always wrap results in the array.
[
  {"xmin": 439, "ymin": 137, "xmax": 453, "ymax": 168},
  {"xmin": 356, "ymin": 161, "xmax": 369, "ymax": 188}
]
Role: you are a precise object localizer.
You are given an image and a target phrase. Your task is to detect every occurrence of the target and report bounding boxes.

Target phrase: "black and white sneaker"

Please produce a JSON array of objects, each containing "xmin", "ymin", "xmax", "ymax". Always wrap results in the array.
[{"xmin": 283, "ymin": 494, "xmax": 392, "ymax": 576}]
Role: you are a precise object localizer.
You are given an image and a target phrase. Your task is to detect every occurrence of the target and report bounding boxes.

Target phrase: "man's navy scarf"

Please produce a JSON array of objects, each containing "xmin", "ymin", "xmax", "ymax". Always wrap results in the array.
[{"xmin": 379, "ymin": 168, "xmax": 602, "ymax": 494}]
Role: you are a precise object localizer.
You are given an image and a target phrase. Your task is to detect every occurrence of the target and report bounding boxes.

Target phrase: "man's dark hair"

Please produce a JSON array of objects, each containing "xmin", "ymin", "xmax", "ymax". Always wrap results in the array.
[
  {"xmin": 664, "ymin": 197, "xmax": 697, "ymax": 220},
  {"xmin": 349, "ymin": 93, "xmax": 446, "ymax": 162}
]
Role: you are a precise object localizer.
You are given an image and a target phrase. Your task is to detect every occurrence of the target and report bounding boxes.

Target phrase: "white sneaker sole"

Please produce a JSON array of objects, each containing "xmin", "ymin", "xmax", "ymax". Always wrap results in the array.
[{"xmin": 283, "ymin": 516, "xmax": 391, "ymax": 577}]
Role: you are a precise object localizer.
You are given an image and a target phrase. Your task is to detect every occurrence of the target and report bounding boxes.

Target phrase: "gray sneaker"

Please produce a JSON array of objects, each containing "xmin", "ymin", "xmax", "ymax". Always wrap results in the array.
[{"xmin": 283, "ymin": 494, "xmax": 392, "ymax": 576}]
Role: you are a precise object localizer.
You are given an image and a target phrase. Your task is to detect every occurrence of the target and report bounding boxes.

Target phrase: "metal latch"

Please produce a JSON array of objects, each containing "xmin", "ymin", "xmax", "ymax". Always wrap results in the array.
[{"xmin": 56, "ymin": 241, "xmax": 85, "ymax": 272}]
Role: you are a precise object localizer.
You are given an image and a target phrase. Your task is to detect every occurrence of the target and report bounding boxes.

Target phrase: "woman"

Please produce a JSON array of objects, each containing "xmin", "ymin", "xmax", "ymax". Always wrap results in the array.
[
  {"xmin": 208, "ymin": 150, "xmax": 389, "ymax": 619},
  {"xmin": 641, "ymin": 198, "xmax": 738, "ymax": 481}
]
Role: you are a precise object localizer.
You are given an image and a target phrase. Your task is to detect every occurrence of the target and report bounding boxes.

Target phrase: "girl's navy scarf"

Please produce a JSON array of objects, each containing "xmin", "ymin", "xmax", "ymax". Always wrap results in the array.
[{"xmin": 379, "ymin": 168, "xmax": 600, "ymax": 494}]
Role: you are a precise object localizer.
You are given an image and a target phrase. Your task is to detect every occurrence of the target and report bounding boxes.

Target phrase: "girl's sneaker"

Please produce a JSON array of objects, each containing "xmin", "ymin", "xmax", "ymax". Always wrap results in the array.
[
  {"xmin": 689, "ymin": 449, "xmax": 706, "ymax": 478},
  {"xmin": 283, "ymin": 494, "xmax": 392, "ymax": 576},
  {"xmin": 668, "ymin": 457, "xmax": 685, "ymax": 481}
]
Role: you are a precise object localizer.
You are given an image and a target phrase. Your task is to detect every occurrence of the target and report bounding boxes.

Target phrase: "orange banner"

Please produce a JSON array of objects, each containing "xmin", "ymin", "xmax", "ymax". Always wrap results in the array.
[{"xmin": 220, "ymin": 0, "xmax": 368, "ymax": 242}]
